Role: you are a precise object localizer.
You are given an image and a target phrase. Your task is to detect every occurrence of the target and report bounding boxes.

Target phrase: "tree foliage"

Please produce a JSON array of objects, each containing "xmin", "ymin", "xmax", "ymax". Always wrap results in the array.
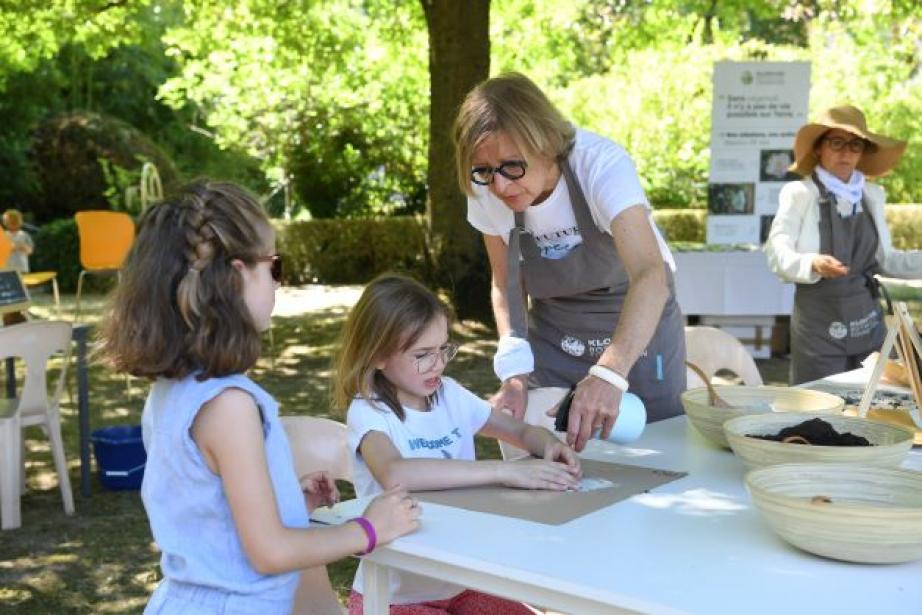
[
  {"xmin": 0, "ymin": 1, "xmax": 264, "ymax": 216},
  {"xmin": 1, "ymin": 0, "xmax": 921, "ymax": 224},
  {"xmin": 159, "ymin": 0, "xmax": 430, "ymax": 218},
  {"xmin": 491, "ymin": 0, "xmax": 922, "ymax": 205}
]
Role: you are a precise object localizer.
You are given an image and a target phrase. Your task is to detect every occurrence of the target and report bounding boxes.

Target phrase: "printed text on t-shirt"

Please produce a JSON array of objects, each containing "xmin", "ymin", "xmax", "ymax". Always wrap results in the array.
[{"xmin": 408, "ymin": 428, "xmax": 463, "ymax": 452}]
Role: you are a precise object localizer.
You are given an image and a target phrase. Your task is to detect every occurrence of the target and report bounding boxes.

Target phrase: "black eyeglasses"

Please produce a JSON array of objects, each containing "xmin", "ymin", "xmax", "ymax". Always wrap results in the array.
[
  {"xmin": 252, "ymin": 254, "xmax": 283, "ymax": 282},
  {"xmin": 822, "ymin": 136, "xmax": 868, "ymax": 154},
  {"xmin": 470, "ymin": 160, "xmax": 528, "ymax": 186}
]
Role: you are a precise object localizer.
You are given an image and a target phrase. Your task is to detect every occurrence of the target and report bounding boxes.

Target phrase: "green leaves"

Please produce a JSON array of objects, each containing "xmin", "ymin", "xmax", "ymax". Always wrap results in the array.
[
  {"xmin": 2, "ymin": 0, "xmax": 921, "ymax": 214},
  {"xmin": 159, "ymin": 0, "xmax": 429, "ymax": 217}
]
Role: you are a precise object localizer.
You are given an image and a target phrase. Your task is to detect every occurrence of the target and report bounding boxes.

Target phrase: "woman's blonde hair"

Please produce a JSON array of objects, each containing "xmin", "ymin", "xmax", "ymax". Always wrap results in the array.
[
  {"xmin": 453, "ymin": 72, "xmax": 575, "ymax": 196},
  {"xmin": 98, "ymin": 180, "xmax": 273, "ymax": 380},
  {"xmin": 332, "ymin": 273, "xmax": 453, "ymax": 420}
]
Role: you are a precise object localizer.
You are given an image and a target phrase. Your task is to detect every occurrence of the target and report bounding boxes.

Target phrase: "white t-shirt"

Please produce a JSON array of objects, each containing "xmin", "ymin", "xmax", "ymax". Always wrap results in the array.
[
  {"xmin": 466, "ymin": 128, "xmax": 675, "ymax": 270},
  {"xmin": 347, "ymin": 376, "xmax": 492, "ymax": 604},
  {"xmin": 4, "ymin": 229, "xmax": 32, "ymax": 272}
]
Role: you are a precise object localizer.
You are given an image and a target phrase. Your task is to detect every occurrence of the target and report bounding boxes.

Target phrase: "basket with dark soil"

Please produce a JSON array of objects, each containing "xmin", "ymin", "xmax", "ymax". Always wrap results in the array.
[{"xmin": 749, "ymin": 417, "xmax": 872, "ymax": 446}]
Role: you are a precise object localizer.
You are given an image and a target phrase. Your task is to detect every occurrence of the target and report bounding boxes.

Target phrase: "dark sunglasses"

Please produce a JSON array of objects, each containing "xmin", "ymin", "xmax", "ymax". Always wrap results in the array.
[
  {"xmin": 470, "ymin": 160, "xmax": 528, "ymax": 185},
  {"xmin": 252, "ymin": 254, "xmax": 283, "ymax": 282}
]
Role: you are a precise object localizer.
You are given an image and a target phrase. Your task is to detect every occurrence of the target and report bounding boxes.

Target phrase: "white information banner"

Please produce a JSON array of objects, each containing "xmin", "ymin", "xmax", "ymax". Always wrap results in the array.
[{"xmin": 707, "ymin": 61, "xmax": 811, "ymax": 245}]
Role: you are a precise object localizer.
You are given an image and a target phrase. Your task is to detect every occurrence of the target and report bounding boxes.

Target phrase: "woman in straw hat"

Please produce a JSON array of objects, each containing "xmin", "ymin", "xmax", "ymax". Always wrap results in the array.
[
  {"xmin": 765, "ymin": 105, "xmax": 922, "ymax": 384},
  {"xmin": 453, "ymin": 73, "xmax": 686, "ymax": 452}
]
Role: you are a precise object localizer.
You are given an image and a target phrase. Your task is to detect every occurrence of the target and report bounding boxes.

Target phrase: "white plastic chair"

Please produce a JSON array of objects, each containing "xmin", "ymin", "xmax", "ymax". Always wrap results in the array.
[
  {"xmin": 0, "ymin": 321, "xmax": 74, "ymax": 530},
  {"xmin": 684, "ymin": 325, "xmax": 763, "ymax": 389},
  {"xmin": 280, "ymin": 415, "xmax": 353, "ymax": 483},
  {"xmin": 280, "ymin": 415, "xmax": 350, "ymax": 615},
  {"xmin": 497, "ymin": 387, "xmax": 570, "ymax": 461}
]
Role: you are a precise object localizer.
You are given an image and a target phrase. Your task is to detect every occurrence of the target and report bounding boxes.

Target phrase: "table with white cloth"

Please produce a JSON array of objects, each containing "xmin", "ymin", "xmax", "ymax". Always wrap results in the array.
[{"xmin": 316, "ymin": 413, "xmax": 922, "ymax": 615}]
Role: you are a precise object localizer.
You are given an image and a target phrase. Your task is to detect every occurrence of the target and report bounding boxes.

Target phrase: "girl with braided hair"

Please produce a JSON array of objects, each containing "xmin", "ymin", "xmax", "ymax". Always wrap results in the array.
[{"xmin": 100, "ymin": 181, "xmax": 419, "ymax": 614}]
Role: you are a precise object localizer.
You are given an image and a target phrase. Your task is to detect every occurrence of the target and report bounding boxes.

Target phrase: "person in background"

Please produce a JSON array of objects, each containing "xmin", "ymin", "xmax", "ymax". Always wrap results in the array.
[
  {"xmin": 2, "ymin": 209, "xmax": 33, "ymax": 273},
  {"xmin": 765, "ymin": 105, "xmax": 922, "ymax": 384},
  {"xmin": 454, "ymin": 72, "xmax": 686, "ymax": 452},
  {"xmin": 99, "ymin": 181, "xmax": 419, "ymax": 614},
  {"xmin": 334, "ymin": 273, "xmax": 581, "ymax": 615},
  {"xmin": 2, "ymin": 209, "xmax": 34, "ymax": 325}
]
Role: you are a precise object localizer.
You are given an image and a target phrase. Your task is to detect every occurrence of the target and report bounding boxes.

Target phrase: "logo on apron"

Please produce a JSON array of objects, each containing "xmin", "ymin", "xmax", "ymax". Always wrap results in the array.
[
  {"xmin": 560, "ymin": 336, "xmax": 586, "ymax": 357},
  {"xmin": 828, "ymin": 321, "xmax": 848, "ymax": 340},
  {"xmin": 849, "ymin": 309, "xmax": 879, "ymax": 338}
]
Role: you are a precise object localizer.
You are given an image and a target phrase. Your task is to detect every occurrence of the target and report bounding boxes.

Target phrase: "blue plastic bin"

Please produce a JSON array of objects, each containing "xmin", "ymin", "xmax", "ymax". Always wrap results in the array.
[{"xmin": 90, "ymin": 425, "xmax": 146, "ymax": 490}]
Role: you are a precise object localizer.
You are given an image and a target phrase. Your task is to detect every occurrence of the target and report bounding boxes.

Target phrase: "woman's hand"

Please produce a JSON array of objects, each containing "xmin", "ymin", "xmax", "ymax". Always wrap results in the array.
[
  {"xmin": 812, "ymin": 255, "xmax": 849, "ymax": 278},
  {"xmin": 300, "ymin": 471, "xmax": 339, "ymax": 513},
  {"xmin": 499, "ymin": 459, "xmax": 581, "ymax": 491},
  {"xmin": 489, "ymin": 374, "xmax": 528, "ymax": 419},
  {"xmin": 362, "ymin": 486, "xmax": 421, "ymax": 545},
  {"xmin": 564, "ymin": 375, "xmax": 622, "ymax": 452}
]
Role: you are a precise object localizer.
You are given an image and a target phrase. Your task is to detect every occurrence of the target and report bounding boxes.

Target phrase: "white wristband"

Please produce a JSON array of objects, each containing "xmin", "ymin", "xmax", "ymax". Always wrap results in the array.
[
  {"xmin": 588, "ymin": 365, "xmax": 629, "ymax": 392},
  {"xmin": 493, "ymin": 335, "xmax": 534, "ymax": 382}
]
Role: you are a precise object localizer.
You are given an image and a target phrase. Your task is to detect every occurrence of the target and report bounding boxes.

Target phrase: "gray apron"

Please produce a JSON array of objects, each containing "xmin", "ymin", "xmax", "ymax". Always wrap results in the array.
[
  {"xmin": 506, "ymin": 156, "xmax": 686, "ymax": 422},
  {"xmin": 790, "ymin": 175, "xmax": 884, "ymax": 384}
]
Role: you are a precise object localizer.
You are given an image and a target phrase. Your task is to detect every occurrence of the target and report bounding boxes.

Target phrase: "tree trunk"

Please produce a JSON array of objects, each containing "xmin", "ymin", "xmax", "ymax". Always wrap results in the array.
[{"xmin": 421, "ymin": 0, "xmax": 491, "ymax": 323}]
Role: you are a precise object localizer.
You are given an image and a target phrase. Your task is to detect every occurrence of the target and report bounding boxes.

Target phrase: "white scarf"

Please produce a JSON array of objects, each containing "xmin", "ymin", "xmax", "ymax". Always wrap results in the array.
[{"xmin": 815, "ymin": 166, "xmax": 865, "ymax": 218}]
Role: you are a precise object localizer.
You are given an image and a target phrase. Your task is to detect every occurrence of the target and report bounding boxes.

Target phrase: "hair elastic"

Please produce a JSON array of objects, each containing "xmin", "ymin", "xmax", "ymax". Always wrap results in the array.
[
  {"xmin": 351, "ymin": 516, "xmax": 377, "ymax": 555},
  {"xmin": 588, "ymin": 364, "xmax": 629, "ymax": 392}
]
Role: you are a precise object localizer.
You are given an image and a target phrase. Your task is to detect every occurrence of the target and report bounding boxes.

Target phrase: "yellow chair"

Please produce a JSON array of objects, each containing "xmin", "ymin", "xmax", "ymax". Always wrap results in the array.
[
  {"xmin": 2, "ymin": 230, "xmax": 61, "ymax": 316},
  {"xmin": 74, "ymin": 211, "xmax": 135, "ymax": 321},
  {"xmin": 21, "ymin": 273, "xmax": 61, "ymax": 317},
  {"xmin": 0, "ymin": 321, "xmax": 74, "ymax": 530},
  {"xmin": 0, "ymin": 231, "xmax": 11, "ymax": 265}
]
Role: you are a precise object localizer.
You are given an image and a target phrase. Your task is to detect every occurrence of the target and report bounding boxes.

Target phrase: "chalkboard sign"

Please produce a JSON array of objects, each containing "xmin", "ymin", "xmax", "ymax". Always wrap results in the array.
[{"xmin": 0, "ymin": 269, "xmax": 30, "ymax": 315}]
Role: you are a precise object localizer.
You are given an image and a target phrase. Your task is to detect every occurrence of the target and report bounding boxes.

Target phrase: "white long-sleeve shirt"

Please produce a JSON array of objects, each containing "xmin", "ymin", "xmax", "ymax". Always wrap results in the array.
[{"xmin": 764, "ymin": 177, "xmax": 922, "ymax": 284}]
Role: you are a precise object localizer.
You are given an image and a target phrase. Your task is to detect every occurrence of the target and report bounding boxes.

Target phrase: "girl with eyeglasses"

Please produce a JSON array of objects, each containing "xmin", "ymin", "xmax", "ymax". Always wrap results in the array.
[
  {"xmin": 454, "ymin": 73, "xmax": 687, "ymax": 453},
  {"xmin": 333, "ymin": 273, "xmax": 581, "ymax": 615},
  {"xmin": 99, "ymin": 181, "xmax": 420, "ymax": 614},
  {"xmin": 766, "ymin": 105, "xmax": 921, "ymax": 383}
]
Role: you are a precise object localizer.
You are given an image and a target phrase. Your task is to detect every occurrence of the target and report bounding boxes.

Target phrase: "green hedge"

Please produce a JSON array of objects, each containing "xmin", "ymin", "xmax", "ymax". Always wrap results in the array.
[
  {"xmin": 30, "ymin": 218, "xmax": 82, "ymax": 292},
  {"xmin": 652, "ymin": 209, "xmax": 707, "ymax": 243},
  {"xmin": 885, "ymin": 205, "xmax": 922, "ymax": 250},
  {"xmin": 23, "ymin": 205, "xmax": 922, "ymax": 291},
  {"xmin": 277, "ymin": 216, "xmax": 431, "ymax": 285},
  {"xmin": 655, "ymin": 206, "xmax": 922, "ymax": 249}
]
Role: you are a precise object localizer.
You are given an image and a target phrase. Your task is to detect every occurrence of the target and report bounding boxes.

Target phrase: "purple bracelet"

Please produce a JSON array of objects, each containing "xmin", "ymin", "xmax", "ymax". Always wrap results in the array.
[{"xmin": 351, "ymin": 516, "xmax": 377, "ymax": 555}]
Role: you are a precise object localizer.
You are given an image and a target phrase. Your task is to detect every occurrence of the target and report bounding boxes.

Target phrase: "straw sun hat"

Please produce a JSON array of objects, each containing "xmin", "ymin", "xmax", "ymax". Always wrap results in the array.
[{"xmin": 790, "ymin": 105, "xmax": 907, "ymax": 177}]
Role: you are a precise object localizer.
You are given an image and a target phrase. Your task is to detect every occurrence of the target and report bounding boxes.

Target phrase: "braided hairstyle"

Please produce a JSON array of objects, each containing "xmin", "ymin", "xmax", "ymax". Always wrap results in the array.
[{"xmin": 99, "ymin": 180, "xmax": 273, "ymax": 380}]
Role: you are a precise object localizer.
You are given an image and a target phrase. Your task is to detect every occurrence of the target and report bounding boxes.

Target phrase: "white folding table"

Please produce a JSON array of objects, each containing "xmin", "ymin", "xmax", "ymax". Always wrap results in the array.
[{"xmin": 317, "ymin": 415, "xmax": 922, "ymax": 615}]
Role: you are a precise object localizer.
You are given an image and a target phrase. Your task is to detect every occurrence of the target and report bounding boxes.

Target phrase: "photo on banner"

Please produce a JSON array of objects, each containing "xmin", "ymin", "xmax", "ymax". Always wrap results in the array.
[{"xmin": 707, "ymin": 61, "xmax": 811, "ymax": 245}]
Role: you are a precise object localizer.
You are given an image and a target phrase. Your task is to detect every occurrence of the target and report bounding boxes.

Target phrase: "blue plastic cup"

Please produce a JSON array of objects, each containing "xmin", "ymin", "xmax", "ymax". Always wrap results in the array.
[{"xmin": 594, "ymin": 392, "xmax": 647, "ymax": 444}]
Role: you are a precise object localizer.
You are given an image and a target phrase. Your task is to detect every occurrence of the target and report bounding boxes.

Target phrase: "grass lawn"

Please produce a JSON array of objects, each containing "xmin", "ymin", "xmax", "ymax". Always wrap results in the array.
[
  {"xmin": 0, "ymin": 283, "xmax": 917, "ymax": 613},
  {"xmin": 0, "ymin": 286, "xmax": 505, "ymax": 614}
]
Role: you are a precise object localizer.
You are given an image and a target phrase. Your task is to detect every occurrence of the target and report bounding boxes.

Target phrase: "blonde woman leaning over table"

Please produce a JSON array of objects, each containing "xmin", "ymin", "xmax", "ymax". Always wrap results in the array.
[
  {"xmin": 454, "ymin": 73, "xmax": 686, "ymax": 452},
  {"xmin": 765, "ymin": 105, "xmax": 922, "ymax": 385}
]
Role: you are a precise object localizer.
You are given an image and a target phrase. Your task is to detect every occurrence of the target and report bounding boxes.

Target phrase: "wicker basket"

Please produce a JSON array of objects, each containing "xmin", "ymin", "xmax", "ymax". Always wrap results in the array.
[
  {"xmin": 746, "ymin": 463, "xmax": 922, "ymax": 563},
  {"xmin": 681, "ymin": 386, "xmax": 844, "ymax": 448},
  {"xmin": 724, "ymin": 412, "xmax": 914, "ymax": 470}
]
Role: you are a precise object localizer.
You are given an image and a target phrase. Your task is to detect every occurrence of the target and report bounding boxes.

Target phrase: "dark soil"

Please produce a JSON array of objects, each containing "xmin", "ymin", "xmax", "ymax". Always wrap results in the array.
[{"xmin": 749, "ymin": 417, "xmax": 871, "ymax": 446}]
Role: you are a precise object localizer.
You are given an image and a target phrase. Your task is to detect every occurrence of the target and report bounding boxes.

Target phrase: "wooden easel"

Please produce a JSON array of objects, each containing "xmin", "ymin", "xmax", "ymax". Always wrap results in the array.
[{"xmin": 857, "ymin": 301, "xmax": 922, "ymax": 428}]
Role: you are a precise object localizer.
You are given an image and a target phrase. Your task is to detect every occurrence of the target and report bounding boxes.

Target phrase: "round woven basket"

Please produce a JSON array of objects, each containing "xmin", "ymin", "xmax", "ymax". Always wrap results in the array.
[
  {"xmin": 746, "ymin": 463, "xmax": 922, "ymax": 563},
  {"xmin": 724, "ymin": 412, "xmax": 914, "ymax": 470},
  {"xmin": 681, "ymin": 386, "xmax": 844, "ymax": 448}
]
